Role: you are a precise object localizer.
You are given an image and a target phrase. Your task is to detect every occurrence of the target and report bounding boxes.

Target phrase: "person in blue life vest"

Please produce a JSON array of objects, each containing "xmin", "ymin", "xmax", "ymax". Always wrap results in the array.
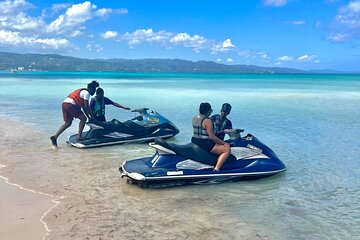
[
  {"xmin": 211, "ymin": 103, "xmax": 233, "ymax": 141},
  {"xmin": 50, "ymin": 80, "xmax": 99, "ymax": 148},
  {"xmin": 90, "ymin": 87, "xmax": 130, "ymax": 122},
  {"xmin": 192, "ymin": 102, "xmax": 231, "ymax": 171}
]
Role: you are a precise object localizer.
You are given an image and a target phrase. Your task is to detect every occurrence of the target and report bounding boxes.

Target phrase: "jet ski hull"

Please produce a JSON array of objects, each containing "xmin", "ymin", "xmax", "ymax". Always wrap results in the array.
[
  {"xmin": 120, "ymin": 134, "xmax": 286, "ymax": 188},
  {"xmin": 120, "ymin": 157, "xmax": 285, "ymax": 188},
  {"xmin": 67, "ymin": 131, "xmax": 176, "ymax": 148},
  {"xmin": 67, "ymin": 108, "xmax": 179, "ymax": 148}
]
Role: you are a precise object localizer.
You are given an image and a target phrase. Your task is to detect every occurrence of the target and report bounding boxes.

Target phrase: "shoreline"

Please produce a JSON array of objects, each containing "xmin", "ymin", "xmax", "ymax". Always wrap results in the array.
[{"xmin": 0, "ymin": 164, "xmax": 60, "ymax": 240}]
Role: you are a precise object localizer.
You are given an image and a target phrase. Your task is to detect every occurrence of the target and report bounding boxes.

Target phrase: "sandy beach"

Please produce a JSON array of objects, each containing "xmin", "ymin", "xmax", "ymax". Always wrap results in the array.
[
  {"xmin": 0, "ymin": 175, "xmax": 56, "ymax": 240},
  {"xmin": 0, "ymin": 117, "xmax": 271, "ymax": 240}
]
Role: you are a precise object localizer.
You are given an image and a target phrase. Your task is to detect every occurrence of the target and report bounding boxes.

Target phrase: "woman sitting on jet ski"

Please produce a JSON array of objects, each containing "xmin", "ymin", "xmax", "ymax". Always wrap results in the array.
[
  {"xmin": 192, "ymin": 102, "xmax": 231, "ymax": 171},
  {"xmin": 90, "ymin": 88, "xmax": 131, "ymax": 122}
]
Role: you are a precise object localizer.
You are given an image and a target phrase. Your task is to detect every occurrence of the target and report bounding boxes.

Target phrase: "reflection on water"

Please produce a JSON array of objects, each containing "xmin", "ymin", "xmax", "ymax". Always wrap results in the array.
[{"xmin": 0, "ymin": 73, "xmax": 360, "ymax": 239}]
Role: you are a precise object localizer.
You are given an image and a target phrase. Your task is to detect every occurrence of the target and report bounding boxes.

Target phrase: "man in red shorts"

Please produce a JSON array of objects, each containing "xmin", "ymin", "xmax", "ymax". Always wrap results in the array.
[{"xmin": 50, "ymin": 81, "xmax": 99, "ymax": 148}]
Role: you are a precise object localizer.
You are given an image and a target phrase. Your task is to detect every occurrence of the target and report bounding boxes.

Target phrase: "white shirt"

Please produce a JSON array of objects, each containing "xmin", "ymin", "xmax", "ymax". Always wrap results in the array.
[{"xmin": 63, "ymin": 90, "xmax": 90, "ymax": 105}]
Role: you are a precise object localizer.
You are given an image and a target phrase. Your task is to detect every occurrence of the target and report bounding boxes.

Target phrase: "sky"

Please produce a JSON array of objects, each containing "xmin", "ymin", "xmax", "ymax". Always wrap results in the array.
[{"xmin": 0, "ymin": 0, "xmax": 359, "ymax": 72}]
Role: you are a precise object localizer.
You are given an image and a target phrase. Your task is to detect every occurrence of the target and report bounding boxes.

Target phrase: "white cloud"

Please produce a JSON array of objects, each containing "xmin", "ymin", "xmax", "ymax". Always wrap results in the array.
[
  {"xmin": 277, "ymin": 55, "xmax": 293, "ymax": 61},
  {"xmin": 114, "ymin": 8, "xmax": 129, "ymax": 14},
  {"xmin": 291, "ymin": 21, "xmax": 305, "ymax": 25},
  {"xmin": 119, "ymin": 29, "xmax": 240, "ymax": 54},
  {"xmin": 257, "ymin": 52, "xmax": 270, "ymax": 59},
  {"xmin": 327, "ymin": 33, "xmax": 350, "ymax": 42},
  {"xmin": 5, "ymin": 12, "xmax": 45, "ymax": 31},
  {"xmin": 222, "ymin": 39, "xmax": 235, "ymax": 48},
  {"xmin": 0, "ymin": 0, "xmax": 33, "ymax": 15},
  {"xmin": 120, "ymin": 29, "xmax": 209, "ymax": 53},
  {"xmin": 94, "ymin": 8, "xmax": 112, "ymax": 18},
  {"xmin": 170, "ymin": 32, "xmax": 209, "ymax": 52},
  {"xmin": 51, "ymin": 3, "xmax": 71, "ymax": 13},
  {"xmin": 102, "ymin": 30, "xmax": 118, "ymax": 39},
  {"xmin": 47, "ymin": 1, "xmax": 124, "ymax": 34},
  {"xmin": 335, "ymin": 0, "xmax": 360, "ymax": 28},
  {"xmin": 326, "ymin": 0, "xmax": 360, "ymax": 42},
  {"xmin": 263, "ymin": 0, "xmax": 288, "ymax": 7},
  {"xmin": 211, "ymin": 39, "xmax": 235, "ymax": 53},
  {"xmin": 47, "ymin": 2, "xmax": 94, "ymax": 33},
  {"xmin": 0, "ymin": 1, "xmax": 129, "ymax": 51},
  {"xmin": 121, "ymin": 29, "xmax": 171, "ymax": 45},
  {"xmin": 298, "ymin": 54, "xmax": 317, "ymax": 62},
  {"xmin": 0, "ymin": 29, "xmax": 22, "ymax": 44},
  {"xmin": 283, "ymin": 20, "xmax": 305, "ymax": 25},
  {"xmin": 226, "ymin": 58, "xmax": 234, "ymax": 63},
  {"xmin": 216, "ymin": 58, "xmax": 222, "ymax": 62},
  {"xmin": 238, "ymin": 50, "xmax": 251, "ymax": 58},
  {"xmin": 0, "ymin": 29, "xmax": 70, "ymax": 49},
  {"xmin": 86, "ymin": 43, "xmax": 103, "ymax": 52},
  {"xmin": 0, "ymin": 0, "xmax": 44, "ymax": 31},
  {"xmin": 70, "ymin": 30, "xmax": 83, "ymax": 37}
]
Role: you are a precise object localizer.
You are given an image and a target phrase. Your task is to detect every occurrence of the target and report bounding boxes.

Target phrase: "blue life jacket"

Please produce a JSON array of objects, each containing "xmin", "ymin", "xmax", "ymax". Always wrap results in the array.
[{"xmin": 93, "ymin": 98, "xmax": 105, "ymax": 118}]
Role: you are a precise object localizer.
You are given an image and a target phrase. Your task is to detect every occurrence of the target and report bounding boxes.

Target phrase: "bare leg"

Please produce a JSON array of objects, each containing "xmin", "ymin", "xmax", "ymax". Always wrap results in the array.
[
  {"xmin": 51, "ymin": 121, "xmax": 72, "ymax": 147},
  {"xmin": 211, "ymin": 144, "xmax": 231, "ymax": 171},
  {"xmin": 77, "ymin": 115, "xmax": 87, "ymax": 140}
]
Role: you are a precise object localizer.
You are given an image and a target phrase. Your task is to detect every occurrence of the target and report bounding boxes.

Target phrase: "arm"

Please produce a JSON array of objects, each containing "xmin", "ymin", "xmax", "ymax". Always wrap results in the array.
[
  {"xmin": 227, "ymin": 119, "xmax": 233, "ymax": 130},
  {"xmin": 83, "ymin": 99, "xmax": 94, "ymax": 119},
  {"xmin": 203, "ymin": 118, "xmax": 228, "ymax": 145},
  {"xmin": 81, "ymin": 90, "xmax": 94, "ymax": 119},
  {"xmin": 112, "ymin": 101, "xmax": 130, "ymax": 110},
  {"xmin": 105, "ymin": 97, "xmax": 130, "ymax": 110}
]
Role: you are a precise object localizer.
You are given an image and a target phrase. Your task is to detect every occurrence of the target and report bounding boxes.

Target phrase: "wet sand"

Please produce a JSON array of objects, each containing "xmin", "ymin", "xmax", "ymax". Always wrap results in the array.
[
  {"xmin": 0, "ymin": 117, "xmax": 272, "ymax": 240},
  {"xmin": 0, "ymin": 175, "xmax": 55, "ymax": 240}
]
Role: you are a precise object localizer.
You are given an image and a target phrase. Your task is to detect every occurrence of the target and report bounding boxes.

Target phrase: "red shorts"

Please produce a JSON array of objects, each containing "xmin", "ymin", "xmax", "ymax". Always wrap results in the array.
[{"xmin": 62, "ymin": 102, "xmax": 85, "ymax": 122}]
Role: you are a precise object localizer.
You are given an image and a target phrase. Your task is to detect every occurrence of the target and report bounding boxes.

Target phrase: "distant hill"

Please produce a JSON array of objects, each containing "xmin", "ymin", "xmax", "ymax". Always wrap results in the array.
[{"xmin": 0, "ymin": 51, "xmax": 308, "ymax": 73}]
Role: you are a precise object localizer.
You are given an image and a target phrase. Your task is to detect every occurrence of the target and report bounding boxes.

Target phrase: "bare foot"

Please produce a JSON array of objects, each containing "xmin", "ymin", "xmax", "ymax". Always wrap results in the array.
[
  {"xmin": 49, "ymin": 146, "xmax": 59, "ymax": 150},
  {"xmin": 50, "ymin": 136, "xmax": 58, "ymax": 148}
]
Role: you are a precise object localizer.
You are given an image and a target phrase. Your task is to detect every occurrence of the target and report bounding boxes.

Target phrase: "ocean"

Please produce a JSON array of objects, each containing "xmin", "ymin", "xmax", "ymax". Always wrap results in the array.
[{"xmin": 1, "ymin": 72, "xmax": 359, "ymax": 239}]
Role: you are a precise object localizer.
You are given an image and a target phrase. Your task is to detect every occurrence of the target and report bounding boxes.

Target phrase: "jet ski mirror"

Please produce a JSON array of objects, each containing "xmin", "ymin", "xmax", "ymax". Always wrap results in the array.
[
  {"xmin": 224, "ymin": 128, "xmax": 244, "ymax": 140},
  {"xmin": 131, "ymin": 108, "xmax": 149, "ymax": 116}
]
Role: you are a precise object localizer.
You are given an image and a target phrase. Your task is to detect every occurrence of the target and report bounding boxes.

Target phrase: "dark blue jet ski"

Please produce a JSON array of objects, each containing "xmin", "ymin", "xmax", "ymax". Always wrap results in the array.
[
  {"xmin": 119, "ymin": 129, "xmax": 286, "ymax": 188},
  {"xmin": 67, "ymin": 108, "xmax": 179, "ymax": 148}
]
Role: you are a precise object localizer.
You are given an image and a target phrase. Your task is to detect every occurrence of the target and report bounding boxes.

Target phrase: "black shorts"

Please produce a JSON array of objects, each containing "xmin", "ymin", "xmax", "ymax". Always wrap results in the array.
[{"xmin": 191, "ymin": 137, "xmax": 215, "ymax": 152}]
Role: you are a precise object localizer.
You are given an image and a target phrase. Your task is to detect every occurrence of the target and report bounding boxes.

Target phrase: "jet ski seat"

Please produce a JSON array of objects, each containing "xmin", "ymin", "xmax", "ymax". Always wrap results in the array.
[
  {"xmin": 88, "ymin": 118, "xmax": 147, "ymax": 134},
  {"xmin": 100, "ymin": 119, "xmax": 128, "ymax": 132},
  {"xmin": 105, "ymin": 119, "xmax": 147, "ymax": 134},
  {"xmin": 154, "ymin": 138, "xmax": 236, "ymax": 167},
  {"xmin": 123, "ymin": 120, "xmax": 147, "ymax": 134}
]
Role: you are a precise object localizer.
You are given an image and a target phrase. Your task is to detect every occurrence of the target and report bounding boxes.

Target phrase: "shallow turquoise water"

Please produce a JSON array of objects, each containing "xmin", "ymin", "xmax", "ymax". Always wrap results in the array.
[{"xmin": 1, "ymin": 72, "xmax": 360, "ymax": 239}]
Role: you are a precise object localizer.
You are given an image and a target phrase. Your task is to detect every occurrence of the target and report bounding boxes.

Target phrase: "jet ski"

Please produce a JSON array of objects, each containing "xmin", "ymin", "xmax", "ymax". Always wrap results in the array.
[
  {"xmin": 67, "ymin": 108, "xmax": 179, "ymax": 148},
  {"xmin": 119, "ymin": 129, "xmax": 286, "ymax": 188}
]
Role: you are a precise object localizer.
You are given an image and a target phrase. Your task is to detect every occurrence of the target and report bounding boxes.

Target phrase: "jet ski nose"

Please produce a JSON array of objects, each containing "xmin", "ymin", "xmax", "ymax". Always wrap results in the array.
[{"xmin": 128, "ymin": 172, "xmax": 146, "ymax": 181}]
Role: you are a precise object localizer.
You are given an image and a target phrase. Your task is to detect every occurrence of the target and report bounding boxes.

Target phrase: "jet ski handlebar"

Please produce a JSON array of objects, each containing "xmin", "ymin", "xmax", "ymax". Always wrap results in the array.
[
  {"xmin": 131, "ymin": 108, "xmax": 149, "ymax": 116},
  {"xmin": 224, "ymin": 128, "xmax": 244, "ymax": 140}
]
